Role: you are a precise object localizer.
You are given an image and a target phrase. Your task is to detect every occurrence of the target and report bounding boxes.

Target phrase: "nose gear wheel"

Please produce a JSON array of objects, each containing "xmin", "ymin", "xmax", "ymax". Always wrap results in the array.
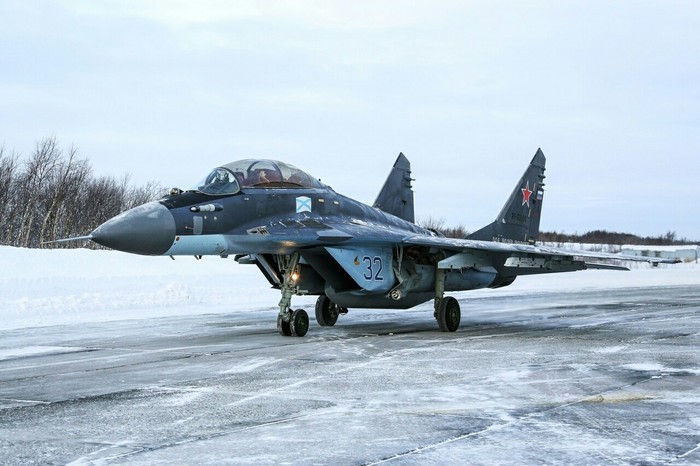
[{"xmin": 290, "ymin": 309, "xmax": 309, "ymax": 337}]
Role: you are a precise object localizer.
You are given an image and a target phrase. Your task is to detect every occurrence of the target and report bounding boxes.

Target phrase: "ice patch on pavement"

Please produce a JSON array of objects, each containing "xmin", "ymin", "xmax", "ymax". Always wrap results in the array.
[
  {"xmin": 0, "ymin": 345, "xmax": 88, "ymax": 361},
  {"xmin": 220, "ymin": 358, "xmax": 280, "ymax": 374}
]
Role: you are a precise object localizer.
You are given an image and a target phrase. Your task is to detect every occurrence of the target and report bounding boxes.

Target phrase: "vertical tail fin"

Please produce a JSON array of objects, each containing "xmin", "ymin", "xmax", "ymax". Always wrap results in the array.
[
  {"xmin": 468, "ymin": 148, "xmax": 546, "ymax": 244},
  {"xmin": 373, "ymin": 152, "xmax": 415, "ymax": 223}
]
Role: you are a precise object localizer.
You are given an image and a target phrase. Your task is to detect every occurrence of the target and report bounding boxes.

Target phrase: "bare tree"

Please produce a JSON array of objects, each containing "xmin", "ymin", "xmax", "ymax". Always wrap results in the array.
[
  {"xmin": 0, "ymin": 138, "xmax": 166, "ymax": 248},
  {"xmin": 417, "ymin": 215, "xmax": 470, "ymax": 238},
  {"xmin": 17, "ymin": 137, "xmax": 63, "ymax": 247},
  {"xmin": 125, "ymin": 180, "xmax": 165, "ymax": 210},
  {"xmin": 0, "ymin": 147, "xmax": 18, "ymax": 224},
  {"xmin": 417, "ymin": 215, "xmax": 446, "ymax": 232},
  {"xmin": 39, "ymin": 145, "xmax": 91, "ymax": 245}
]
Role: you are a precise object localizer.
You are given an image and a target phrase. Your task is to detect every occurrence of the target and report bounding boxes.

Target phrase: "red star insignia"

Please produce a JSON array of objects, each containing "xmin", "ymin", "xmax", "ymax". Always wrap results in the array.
[{"xmin": 521, "ymin": 181, "xmax": 533, "ymax": 206}]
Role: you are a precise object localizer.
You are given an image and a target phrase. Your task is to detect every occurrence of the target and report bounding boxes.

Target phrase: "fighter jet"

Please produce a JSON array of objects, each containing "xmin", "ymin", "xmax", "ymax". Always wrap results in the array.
[{"xmin": 76, "ymin": 149, "xmax": 676, "ymax": 336}]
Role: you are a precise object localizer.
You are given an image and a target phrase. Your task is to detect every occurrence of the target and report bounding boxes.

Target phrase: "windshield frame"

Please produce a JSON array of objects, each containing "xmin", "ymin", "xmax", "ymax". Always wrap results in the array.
[
  {"xmin": 194, "ymin": 167, "xmax": 241, "ymax": 196},
  {"xmin": 222, "ymin": 159, "xmax": 324, "ymax": 189},
  {"xmin": 193, "ymin": 159, "xmax": 324, "ymax": 195}
]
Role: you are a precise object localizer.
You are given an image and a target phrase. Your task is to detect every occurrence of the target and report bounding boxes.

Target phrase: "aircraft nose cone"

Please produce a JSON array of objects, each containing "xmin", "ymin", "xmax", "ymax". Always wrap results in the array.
[{"xmin": 91, "ymin": 202, "xmax": 176, "ymax": 255}]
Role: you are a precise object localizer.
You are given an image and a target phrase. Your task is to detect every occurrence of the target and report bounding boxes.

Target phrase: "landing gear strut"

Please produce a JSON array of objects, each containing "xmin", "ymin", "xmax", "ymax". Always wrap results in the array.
[
  {"xmin": 276, "ymin": 253, "xmax": 309, "ymax": 337},
  {"xmin": 434, "ymin": 268, "xmax": 461, "ymax": 332}
]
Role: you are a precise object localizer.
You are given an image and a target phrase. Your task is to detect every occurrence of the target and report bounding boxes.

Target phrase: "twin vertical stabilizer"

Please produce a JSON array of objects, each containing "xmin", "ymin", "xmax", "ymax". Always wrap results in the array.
[
  {"xmin": 468, "ymin": 149, "xmax": 546, "ymax": 244},
  {"xmin": 374, "ymin": 149, "xmax": 546, "ymax": 245},
  {"xmin": 373, "ymin": 152, "xmax": 415, "ymax": 223}
]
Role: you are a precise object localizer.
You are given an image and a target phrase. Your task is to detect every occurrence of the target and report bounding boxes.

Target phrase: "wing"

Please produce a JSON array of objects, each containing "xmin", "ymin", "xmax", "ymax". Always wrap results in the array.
[
  {"xmin": 260, "ymin": 216, "xmax": 677, "ymax": 270},
  {"xmin": 400, "ymin": 234, "xmax": 679, "ymax": 274}
]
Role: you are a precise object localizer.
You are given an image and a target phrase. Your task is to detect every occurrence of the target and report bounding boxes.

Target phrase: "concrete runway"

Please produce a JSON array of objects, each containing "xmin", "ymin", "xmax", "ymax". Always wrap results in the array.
[{"xmin": 1, "ymin": 285, "xmax": 699, "ymax": 465}]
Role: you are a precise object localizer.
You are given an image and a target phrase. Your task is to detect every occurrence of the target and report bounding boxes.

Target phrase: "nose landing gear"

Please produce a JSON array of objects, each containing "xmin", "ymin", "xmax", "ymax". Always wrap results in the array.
[
  {"xmin": 276, "ymin": 253, "xmax": 309, "ymax": 337},
  {"xmin": 277, "ymin": 308, "xmax": 309, "ymax": 337}
]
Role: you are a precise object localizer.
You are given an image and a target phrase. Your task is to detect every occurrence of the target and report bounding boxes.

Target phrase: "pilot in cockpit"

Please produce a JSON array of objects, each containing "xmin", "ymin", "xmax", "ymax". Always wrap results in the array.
[
  {"xmin": 258, "ymin": 170, "xmax": 270, "ymax": 184},
  {"xmin": 210, "ymin": 169, "xmax": 228, "ymax": 186}
]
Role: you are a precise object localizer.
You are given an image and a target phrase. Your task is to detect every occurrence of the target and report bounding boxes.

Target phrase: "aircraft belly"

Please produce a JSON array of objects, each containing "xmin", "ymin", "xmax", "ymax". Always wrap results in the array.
[
  {"xmin": 324, "ymin": 267, "xmax": 496, "ymax": 310},
  {"xmin": 325, "ymin": 288, "xmax": 433, "ymax": 310}
]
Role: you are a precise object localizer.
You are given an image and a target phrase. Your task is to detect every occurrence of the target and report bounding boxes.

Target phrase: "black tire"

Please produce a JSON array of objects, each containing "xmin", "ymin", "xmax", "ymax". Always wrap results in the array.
[
  {"xmin": 277, "ymin": 313, "xmax": 292, "ymax": 336},
  {"xmin": 315, "ymin": 295, "xmax": 339, "ymax": 327},
  {"xmin": 437, "ymin": 296, "xmax": 460, "ymax": 332},
  {"xmin": 290, "ymin": 309, "xmax": 309, "ymax": 337}
]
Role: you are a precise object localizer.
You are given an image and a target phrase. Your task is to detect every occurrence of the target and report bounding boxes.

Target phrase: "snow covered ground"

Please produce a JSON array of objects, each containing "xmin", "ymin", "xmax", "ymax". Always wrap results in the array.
[
  {"xmin": 1, "ymin": 245, "xmax": 698, "ymax": 331},
  {"xmin": 1, "ymin": 246, "xmax": 699, "ymax": 465}
]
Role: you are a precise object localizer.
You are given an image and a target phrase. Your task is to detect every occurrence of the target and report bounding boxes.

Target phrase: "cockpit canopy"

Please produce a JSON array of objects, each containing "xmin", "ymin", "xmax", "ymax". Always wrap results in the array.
[{"xmin": 195, "ymin": 159, "xmax": 324, "ymax": 195}]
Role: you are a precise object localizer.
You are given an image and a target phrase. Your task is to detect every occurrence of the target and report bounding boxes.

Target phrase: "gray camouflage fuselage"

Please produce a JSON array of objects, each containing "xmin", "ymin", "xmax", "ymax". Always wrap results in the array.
[
  {"xmin": 87, "ymin": 151, "xmax": 673, "ymax": 331},
  {"xmin": 92, "ymin": 171, "xmax": 498, "ymax": 309}
]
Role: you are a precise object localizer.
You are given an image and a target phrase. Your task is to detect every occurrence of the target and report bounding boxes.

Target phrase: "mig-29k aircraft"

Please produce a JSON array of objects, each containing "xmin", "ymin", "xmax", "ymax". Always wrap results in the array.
[{"xmin": 71, "ymin": 149, "xmax": 676, "ymax": 337}]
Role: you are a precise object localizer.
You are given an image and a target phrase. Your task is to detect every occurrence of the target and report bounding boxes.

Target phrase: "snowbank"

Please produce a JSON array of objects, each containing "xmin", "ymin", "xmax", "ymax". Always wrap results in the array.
[
  {"xmin": 1, "ymin": 246, "xmax": 698, "ymax": 331},
  {"xmin": 1, "ymin": 246, "xmax": 285, "ymax": 330}
]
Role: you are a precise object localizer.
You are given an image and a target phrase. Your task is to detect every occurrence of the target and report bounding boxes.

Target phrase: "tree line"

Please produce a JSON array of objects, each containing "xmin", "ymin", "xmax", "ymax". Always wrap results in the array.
[
  {"xmin": 0, "ymin": 137, "xmax": 163, "ymax": 248},
  {"xmin": 420, "ymin": 217, "xmax": 695, "ymax": 245},
  {"xmin": 538, "ymin": 229, "xmax": 693, "ymax": 246},
  {"xmin": 2, "ymin": 139, "xmax": 694, "ymax": 249}
]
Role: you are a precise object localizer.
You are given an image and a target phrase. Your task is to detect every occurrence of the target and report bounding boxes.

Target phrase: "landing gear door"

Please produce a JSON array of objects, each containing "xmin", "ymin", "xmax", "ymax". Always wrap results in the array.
[{"xmin": 325, "ymin": 246, "xmax": 395, "ymax": 294}]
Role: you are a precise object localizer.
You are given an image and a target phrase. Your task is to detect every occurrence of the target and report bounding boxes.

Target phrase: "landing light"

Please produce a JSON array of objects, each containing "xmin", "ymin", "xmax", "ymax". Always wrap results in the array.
[{"xmin": 291, "ymin": 271, "xmax": 300, "ymax": 282}]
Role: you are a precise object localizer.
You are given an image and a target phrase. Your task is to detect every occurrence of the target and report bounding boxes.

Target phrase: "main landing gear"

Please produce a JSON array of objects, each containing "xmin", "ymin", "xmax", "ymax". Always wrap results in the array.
[
  {"xmin": 276, "ymin": 253, "xmax": 309, "ymax": 337},
  {"xmin": 315, "ymin": 294, "xmax": 348, "ymax": 327},
  {"xmin": 434, "ymin": 268, "xmax": 461, "ymax": 332}
]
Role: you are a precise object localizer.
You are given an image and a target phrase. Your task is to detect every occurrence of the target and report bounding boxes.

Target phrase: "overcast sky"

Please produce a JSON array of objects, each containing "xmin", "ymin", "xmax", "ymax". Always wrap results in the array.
[{"xmin": 2, "ymin": 1, "xmax": 699, "ymax": 239}]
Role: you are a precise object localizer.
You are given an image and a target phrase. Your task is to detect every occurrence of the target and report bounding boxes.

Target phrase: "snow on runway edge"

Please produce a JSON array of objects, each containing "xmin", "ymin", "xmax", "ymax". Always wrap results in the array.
[{"xmin": 1, "ymin": 245, "xmax": 698, "ymax": 331}]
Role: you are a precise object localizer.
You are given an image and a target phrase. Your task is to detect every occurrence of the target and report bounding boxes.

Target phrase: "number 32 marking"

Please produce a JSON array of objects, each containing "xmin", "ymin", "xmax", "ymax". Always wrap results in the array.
[{"xmin": 362, "ymin": 256, "xmax": 384, "ymax": 281}]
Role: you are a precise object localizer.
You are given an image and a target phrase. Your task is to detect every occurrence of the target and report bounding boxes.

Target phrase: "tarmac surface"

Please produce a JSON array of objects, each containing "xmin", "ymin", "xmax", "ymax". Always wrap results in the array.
[{"xmin": 1, "ymin": 285, "xmax": 699, "ymax": 465}]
